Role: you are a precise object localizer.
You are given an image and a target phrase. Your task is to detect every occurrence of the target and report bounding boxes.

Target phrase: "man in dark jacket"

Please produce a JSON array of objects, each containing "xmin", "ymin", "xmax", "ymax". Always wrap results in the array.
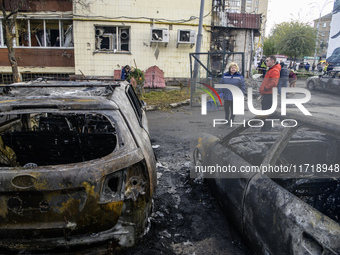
[
  {"xmin": 121, "ymin": 65, "xmax": 131, "ymax": 80},
  {"xmin": 278, "ymin": 62, "xmax": 289, "ymax": 94},
  {"xmin": 259, "ymin": 55, "xmax": 281, "ymax": 131}
]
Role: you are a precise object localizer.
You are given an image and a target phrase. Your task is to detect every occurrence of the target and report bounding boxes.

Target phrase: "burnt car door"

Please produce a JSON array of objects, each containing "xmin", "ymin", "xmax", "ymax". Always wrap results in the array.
[
  {"xmin": 319, "ymin": 72, "xmax": 340, "ymax": 93},
  {"xmin": 123, "ymin": 84, "xmax": 157, "ymax": 194},
  {"xmin": 330, "ymin": 71, "xmax": 340, "ymax": 90}
]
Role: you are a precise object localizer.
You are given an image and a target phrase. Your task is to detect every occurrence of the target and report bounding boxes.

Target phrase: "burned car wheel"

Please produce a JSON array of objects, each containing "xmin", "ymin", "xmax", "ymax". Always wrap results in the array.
[
  {"xmin": 307, "ymin": 80, "xmax": 316, "ymax": 91},
  {"xmin": 193, "ymin": 148, "xmax": 203, "ymax": 167},
  {"xmin": 0, "ymin": 80, "xmax": 157, "ymax": 253}
]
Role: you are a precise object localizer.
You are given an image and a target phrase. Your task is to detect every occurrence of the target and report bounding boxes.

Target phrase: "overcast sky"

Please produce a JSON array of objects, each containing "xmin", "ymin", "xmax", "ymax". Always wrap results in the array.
[{"xmin": 265, "ymin": 0, "xmax": 334, "ymax": 36}]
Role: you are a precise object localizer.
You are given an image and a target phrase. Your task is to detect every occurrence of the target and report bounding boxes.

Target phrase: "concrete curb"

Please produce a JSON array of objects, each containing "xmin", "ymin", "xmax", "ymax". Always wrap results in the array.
[{"xmin": 145, "ymin": 99, "xmax": 190, "ymax": 111}]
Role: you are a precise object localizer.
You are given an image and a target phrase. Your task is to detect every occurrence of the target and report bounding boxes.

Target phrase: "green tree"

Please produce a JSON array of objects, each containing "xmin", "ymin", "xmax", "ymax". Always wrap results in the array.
[
  {"xmin": 1, "ymin": 0, "xmax": 29, "ymax": 82},
  {"xmin": 269, "ymin": 21, "xmax": 317, "ymax": 59},
  {"xmin": 263, "ymin": 36, "xmax": 276, "ymax": 56},
  {"xmin": 0, "ymin": 0, "xmax": 84, "ymax": 83}
]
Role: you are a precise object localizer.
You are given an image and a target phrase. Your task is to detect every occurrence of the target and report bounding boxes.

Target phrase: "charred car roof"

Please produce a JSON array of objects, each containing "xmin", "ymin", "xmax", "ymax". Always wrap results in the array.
[{"xmin": 0, "ymin": 80, "xmax": 121, "ymax": 112}]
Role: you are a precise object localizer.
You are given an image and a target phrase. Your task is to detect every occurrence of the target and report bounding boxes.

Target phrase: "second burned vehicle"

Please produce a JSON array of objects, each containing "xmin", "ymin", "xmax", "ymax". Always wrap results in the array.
[
  {"xmin": 0, "ymin": 79, "xmax": 157, "ymax": 253},
  {"xmin": 306, "ymin": 70, "xmax": 340, "ymax": 94},
  {"xmin": 194, "ymin": 113, "xmax": 340, "ymax": 255}
]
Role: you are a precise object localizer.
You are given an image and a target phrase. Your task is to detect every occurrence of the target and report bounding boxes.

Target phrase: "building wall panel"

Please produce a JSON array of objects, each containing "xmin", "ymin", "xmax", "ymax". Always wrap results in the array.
[
  {"xmin": 0, "ymin": 48, "xmax": 74, "ymax": 67},
  {"xmin": 73, "ymin": 0, "xmax": 212, "ymax": 78},
  {"xmin": 5, "ymin": 0, "xmax": 72, "ymax": 12}
]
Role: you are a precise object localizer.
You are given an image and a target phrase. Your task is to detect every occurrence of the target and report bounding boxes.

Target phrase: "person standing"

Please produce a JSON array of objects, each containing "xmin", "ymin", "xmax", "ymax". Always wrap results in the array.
[
  {"xmin": 293, "ymin": 61, "xmax": 297, "ymax": 71},
  {"xmin": 299, "ymin": 62, "xmax": 304, "ymax": 70},
  {"xmin": 288, "ymin": 68, "xmax": 297, "ymax": 88},
  {"xmin": 260, "ymin": 58, "xmax": 267, "ymax": 77},
  {"xmin": 259, "ymin": 56, "xmax": 281, "ymax": 131},
  {"xmin": 121, "ymin": 65, "xmax": 131, "ymax": 80},
  {"xmin": 327, "ymin": 62, "xmax": 333, "ymax": 75},
  {"xmin": 218, "ymin": 62, "xmax": 245, "ymax": 122},
  {"xmin": 278, "ymin": 62, "xmax": 289, "ymax": 94}
]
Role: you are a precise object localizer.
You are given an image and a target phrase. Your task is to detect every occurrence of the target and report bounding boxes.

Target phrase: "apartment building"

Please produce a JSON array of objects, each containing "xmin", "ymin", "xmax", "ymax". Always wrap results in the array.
[
  {"xmin": 0, "ymin": 0, "xmax": 211, "ymax": 83},
  {"xmin": 0, "ymin": 0, "xmax": 268, "ymax": 83},
  {"xmin": 225, "ymin": 0, "xmax": 268, "ymax": 36},
  {"xmin": 72, "ymin": 0, "xmax": 211, "ymax": 80},
  {"xmin": 314, "ymin": 13, "xmax": 332, "ymax": 59},
  {"xmin": 0, "ymin": 0, "xmax": 74, "ymax": 83}
]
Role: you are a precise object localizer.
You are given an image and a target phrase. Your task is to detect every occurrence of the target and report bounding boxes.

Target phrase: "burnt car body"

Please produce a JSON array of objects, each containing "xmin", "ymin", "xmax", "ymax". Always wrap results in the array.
[
  {"xmin": 0, "ymin": 79, "xmax": 156, "ymax": 253},
  {"xmin": 306, "ymin": 71, "xmax": 340, "ymax": 93},
  {"xmin": 194, "ymin": 113, "xmax": 340, "ymax": 254}
]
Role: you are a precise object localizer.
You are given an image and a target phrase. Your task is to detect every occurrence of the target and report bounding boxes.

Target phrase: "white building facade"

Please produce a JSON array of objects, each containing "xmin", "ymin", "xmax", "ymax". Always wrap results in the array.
[{"xmin": 73, "ymin": 0, "xmax": 212, "ymax": 79}]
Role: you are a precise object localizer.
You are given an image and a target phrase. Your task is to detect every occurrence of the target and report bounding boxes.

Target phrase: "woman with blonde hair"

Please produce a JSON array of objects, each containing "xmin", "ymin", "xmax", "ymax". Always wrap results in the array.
[{"xmin": 218, "ymin": 62, "xmax": 245, "ymax": 122}]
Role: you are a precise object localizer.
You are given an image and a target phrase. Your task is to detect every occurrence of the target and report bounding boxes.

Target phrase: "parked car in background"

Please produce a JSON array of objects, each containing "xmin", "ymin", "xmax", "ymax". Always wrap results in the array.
[
  {"xmin": 0, "ymin": 79, "xmax": 157, "ymax": 253},
  {"xmin": 306, "ymin": 70, "xmax": 340, "ymax": 93},
  {"xmin": 193, "ymin": 113, "xmax": 340, "ymax": 255}
]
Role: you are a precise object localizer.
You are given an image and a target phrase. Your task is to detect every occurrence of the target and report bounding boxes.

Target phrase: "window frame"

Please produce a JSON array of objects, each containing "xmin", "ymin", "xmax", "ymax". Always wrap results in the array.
[
  {"xmin": 0, "ymin": 20, "xmax": 3, "ymax": 47},
  {"xmin": 0, "ymin": 18, "xmax": 73, "ymax": 48},
  {"xmin": 94, "ymin": 25, "xmax": 130, "ymax": 53}
]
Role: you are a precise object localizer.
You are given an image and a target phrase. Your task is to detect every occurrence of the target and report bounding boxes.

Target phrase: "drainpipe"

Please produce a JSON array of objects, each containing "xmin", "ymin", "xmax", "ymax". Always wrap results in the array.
[
  {"xmin": 249, "ymin": 29, "xmax": 254, "ymax": 78},
  {"xmin": 191, "ymin": 0, "xmax": 205, "ymax": 107}
]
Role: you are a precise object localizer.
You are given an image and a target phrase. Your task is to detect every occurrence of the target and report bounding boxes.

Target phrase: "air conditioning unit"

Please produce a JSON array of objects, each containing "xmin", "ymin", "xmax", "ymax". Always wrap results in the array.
[
  {"xmin": 177, "ymin": 30, "xmax": 196, "ymax": 47},
  {"xmin": 150, "ymin": 28, "xmax": 169, "ymax": 43}
]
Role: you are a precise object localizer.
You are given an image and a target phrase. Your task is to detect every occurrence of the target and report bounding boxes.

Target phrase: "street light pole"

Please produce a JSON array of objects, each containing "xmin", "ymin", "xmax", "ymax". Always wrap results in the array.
[
  {"xmin": 191, "ymin": 0, "xmax": 205, "ymax": 107},
  {"xmin": 311, "ymin": 0, "xmax": 333, "ymax": 67}
]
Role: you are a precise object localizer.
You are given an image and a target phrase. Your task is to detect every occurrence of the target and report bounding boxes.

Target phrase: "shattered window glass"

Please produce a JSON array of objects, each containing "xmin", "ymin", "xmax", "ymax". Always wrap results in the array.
[
  {"xmin": 61, "ymin": 20, "xmax": 73, "ymax": 47},
  {"xmin": 5, "ymin": 18, "xmax": 73, "ymax": 48},
  {"xmin": 16, "ymin": 18, "xmax": 30, "ymax": 46},
  {"xmin": 95, "ymin": 26, "xmax": 130, "ymax": 52},
  {"xmin": 30, "ymin": 19, "xmax": 45, "ymax": 46}
]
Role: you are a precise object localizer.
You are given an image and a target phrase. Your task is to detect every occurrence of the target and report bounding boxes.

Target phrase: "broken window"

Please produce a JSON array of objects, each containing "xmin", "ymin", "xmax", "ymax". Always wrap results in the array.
[
  {"xmin": 0, "ymin": 113, "xmax": 117, "ymax": 166},
  {"xmin": 16, "ymin": 18, "xmax": 29, "ymax": 46},
  {"xmin": 95, "ymin": 26, "xmax": 130, "ymax": 52},
  {"xmin": 126, "ymin": 85, "xmax": 142, "ymax": 121},
  {"xmin": 30, "ymin": 19, "xmax": 45, "ymax": 46},
  {"xmin": 0, "ymin": 18, "xmax": 73, "ymax": 48}
]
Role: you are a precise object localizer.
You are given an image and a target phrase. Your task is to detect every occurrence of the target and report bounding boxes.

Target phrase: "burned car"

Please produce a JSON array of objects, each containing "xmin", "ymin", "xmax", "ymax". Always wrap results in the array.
[
  {"xmin": 193, "ymin": 113, "xmax": 340, "ymax": 254},
  {"xmin": 0, "ymin": 79, "xmax": 156, "ymax": 253},
  {"xmin": 306, "ymin": 70, "xmax": 340, "ymax": 93}
]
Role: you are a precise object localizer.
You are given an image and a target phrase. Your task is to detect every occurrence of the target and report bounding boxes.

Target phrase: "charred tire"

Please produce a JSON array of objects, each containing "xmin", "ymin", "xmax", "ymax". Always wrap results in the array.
[
  {"xmin": 193, "ymin": 148, "xmax": 203, "ymax": 166},
  {"xmin": 307, "ymin": 80, "xmax": 316, "ymax": 91}
]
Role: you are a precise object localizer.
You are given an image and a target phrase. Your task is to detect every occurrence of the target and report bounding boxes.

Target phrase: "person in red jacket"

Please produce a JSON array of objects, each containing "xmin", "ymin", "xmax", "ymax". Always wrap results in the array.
[{"xmin": 259, "ymin": 55, "xmax": 281, "ymax": 131}]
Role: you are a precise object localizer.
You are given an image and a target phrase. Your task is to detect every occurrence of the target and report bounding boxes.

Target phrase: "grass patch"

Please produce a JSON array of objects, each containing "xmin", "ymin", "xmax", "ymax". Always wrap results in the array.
[{"xmin": 142, "ymin": 88, "xmax": 190, "ymax": 106}]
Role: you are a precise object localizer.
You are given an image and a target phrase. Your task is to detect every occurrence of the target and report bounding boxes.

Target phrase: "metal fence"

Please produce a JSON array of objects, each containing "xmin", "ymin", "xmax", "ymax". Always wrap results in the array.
[{"xmin": 0, "ymin": 73, "xmax": 74, "ymax": 84}]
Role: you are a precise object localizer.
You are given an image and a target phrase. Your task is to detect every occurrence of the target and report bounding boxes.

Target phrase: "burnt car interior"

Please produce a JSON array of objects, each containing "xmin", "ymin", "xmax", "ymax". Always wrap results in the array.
[
  {"xmin": 225, "ymin": 125, "xmax": 340, "ymax": 224},
  {"xmin": 228, "ymin": 127, "xmax": 339, "ymax": 166},
  {"xmin": 0, "ymin": 113, "xmax": 117, "ymax": 167}
]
